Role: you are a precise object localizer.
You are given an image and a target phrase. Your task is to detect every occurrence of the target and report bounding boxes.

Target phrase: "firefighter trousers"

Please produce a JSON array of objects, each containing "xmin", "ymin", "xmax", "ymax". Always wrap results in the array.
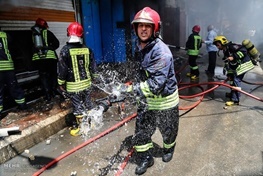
[
  {"xmin": 134, "ymin": 105, "xmax": 179, "ymax": 151},
  {"xmin": 34, "ymin": 59, "xmax": 58, "ymax": 100},
  {"xmin": 228, "ymin": 73, "xmax": 245, "ymax": 102},
  {"xmin": 69, "ymin": 89, "xmax": 94, "ymax": 117},
  {"xmin": 207, "ymin": 51, "xmax": 217, "ymax": 75},
  {"xmin": 188, "ymin": 55, "xmax": 199, "ymax": 76},
  {"xmin": 0, "ymin": 70, "xmax": 25, "ymax": 112}
]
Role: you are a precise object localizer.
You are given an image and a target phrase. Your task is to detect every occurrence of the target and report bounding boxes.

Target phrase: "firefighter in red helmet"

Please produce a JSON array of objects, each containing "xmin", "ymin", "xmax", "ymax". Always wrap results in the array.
[
  {"xmin": 35, "ymin": 18, "xmax": 49, "ymax": 29},
  {"xmin": 31, "ymin": 18, "xmax": 60, "ymax": 101},
  {"xmin": 186, "ymin": 25, "xmax": 202, "ymax": 80},
  {"xmin": 57, "ymin": 22, "xmax": 99, "ymax": 136},
  {"xmin": 118, "ymin": 7, "xmax": 180, "ymax": 175}
]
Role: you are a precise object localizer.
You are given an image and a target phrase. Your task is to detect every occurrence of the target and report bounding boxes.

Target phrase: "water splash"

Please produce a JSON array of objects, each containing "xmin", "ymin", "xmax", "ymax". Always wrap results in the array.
[
  {"xmin": 92, "ymin": 71, "xmax": 124, "ymax": 95},
  {"xmin": 80, "ymin": 105, "xmax": 105, "ymax": 136}
]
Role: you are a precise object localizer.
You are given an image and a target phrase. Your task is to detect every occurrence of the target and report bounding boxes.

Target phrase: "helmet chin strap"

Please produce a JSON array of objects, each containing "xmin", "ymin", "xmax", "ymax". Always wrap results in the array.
[{"xmin": 68, "ymin": 36, "xmax": 82, "ymax": 43}]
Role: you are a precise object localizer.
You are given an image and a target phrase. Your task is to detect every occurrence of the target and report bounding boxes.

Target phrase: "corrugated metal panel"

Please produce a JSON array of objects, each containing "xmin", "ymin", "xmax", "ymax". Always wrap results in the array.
[
  {"xmin": 0, "ymin": 20, "xmax": 33, "ymax": 31},
  {"xmin": 0, "ymin": 20, "xmax": 70, "ymax": 57},
  {"xmin": 0, "ymin": 7, "xmax": 75, "ymax": 22},
  {"xmin": 48, "ymin": 22, "xmax": 72, "ymax": 54},
  {"xmin": 0, "ymin": 0, "xmax": 74, "ymax": 11},
  {"xmin": 0, "ymin": 0, "xmax": 74, "ymax": 48}
]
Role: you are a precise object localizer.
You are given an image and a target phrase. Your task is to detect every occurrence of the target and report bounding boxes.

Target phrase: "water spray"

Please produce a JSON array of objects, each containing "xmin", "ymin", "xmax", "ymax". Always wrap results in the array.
[
  {"xmin": 80, "ymin": 93, "xmax": 126, "ymax": 136},
  {"xmin": 167, "ymin": 44, "xmax": 186, "ymax": 50}
]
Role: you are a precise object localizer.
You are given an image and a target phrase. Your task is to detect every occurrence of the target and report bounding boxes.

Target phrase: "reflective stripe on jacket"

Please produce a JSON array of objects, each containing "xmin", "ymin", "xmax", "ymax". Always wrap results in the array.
[
  {"xmin": 140, "ymin": 81, "xmax": 179, "ymax": 110},
  {"xmin": 236, "ymin": 60, "xmax": 254, "ymax": 75},
  {"xmin": 66, "ymin": 48, "xmax": 91, "ymax": 92},
  {"xmin": 0, "ymin": 31, "xmax": 14, "ymax": 71},
  {"xmin": 186, "ymin": 33, "xmax": 202, "ymax": 56},
  {"xmin": 224, "ymin": 43, "xmax": 254, "ymax": 76},
  {"xmin": 32, "ymin": 29, "xmax": 57, "ymax": 61},
  {"xmin": 58, "ymin": 43, "xmax": 95, "ymax": 93},
  {"xmin": 134, "ymin": 38, "xmax": 179, "ymax": 110}
]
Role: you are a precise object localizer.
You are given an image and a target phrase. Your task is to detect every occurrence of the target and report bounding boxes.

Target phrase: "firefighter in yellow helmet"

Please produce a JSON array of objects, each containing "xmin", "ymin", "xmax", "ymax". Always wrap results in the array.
[{"xmin": 213, "ymin": 35, "xmax": 254, "ymax": 106}]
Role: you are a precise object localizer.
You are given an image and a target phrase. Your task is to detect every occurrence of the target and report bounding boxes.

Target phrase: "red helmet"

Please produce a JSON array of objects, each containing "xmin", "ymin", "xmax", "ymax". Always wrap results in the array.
[
  {"xmin": 131, "ymin": 7, "xmax": 161, "ymax": 36},
  {"xmin": 67, "ymin": 22, "xmax": 83, "ymax": 37},
  {"xmin": 35, "ymin": 18, "xmax": 48, "ymax": 28},
  {"xmin": 192, "ymin": 25, "xmax": 201, "ymax": 33}
]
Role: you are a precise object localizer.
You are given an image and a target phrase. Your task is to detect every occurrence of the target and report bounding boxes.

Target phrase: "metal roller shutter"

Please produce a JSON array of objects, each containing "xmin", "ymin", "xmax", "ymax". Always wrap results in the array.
[
  {"xmin": 0, "ymin": 0, "xmax": 76, "ymax": 82},
  {"xmin": 0, "ymin": 0, "xmax": 75, "ymax": 50}
]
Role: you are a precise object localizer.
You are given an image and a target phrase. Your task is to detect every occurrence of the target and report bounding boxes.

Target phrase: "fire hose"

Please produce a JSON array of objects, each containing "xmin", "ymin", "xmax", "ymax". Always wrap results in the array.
[
  {"xmin": 32, "ymin": 112, "xmax": 137, "ymax": 176},
  {"xmin": 33, "ymin": 69, "xmax": 263, "ymax": 175},
  {"xmin": 33, "ymin": 78, "xmax": 263, "ymax": 175},
  {"xmin": 114, "ymin": 79, "xmax": 263, "ymax": 176}
]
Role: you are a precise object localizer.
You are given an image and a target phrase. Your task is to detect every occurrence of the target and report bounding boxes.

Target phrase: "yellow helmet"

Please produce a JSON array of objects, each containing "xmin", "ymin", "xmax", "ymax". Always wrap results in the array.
[{"xmin": 213, "ymin": 35, "xmax": 229, "ymax": 45}]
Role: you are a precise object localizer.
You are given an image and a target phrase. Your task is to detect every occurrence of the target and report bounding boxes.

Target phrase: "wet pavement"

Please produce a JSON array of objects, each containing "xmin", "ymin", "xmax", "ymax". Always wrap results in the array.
[{"xmin": 1, "ymin": 49, "xmax": 263, "ymax": 176}]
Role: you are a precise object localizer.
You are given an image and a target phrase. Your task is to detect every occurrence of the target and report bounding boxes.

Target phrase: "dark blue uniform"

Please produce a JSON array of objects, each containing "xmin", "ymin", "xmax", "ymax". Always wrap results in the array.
[
  {"xmin": 0, "ymin": 31, "xmax": 26, "ymax": 113},
  {"xmin": 131, "ymin": 37, "xmax": 179, "ymax": 156},
  {"xmin": 58, "ymin": 42, "xmax": 98, "ymax": 117},
  {"xmin": 31, "ymin": 27, "xmax": 59, "ymax": 101}
]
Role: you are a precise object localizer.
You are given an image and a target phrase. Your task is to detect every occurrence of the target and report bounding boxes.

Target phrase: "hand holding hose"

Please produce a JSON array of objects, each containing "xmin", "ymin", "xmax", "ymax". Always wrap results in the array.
[{"xmin": 227, "ymin": 56, "xmax": 234, "ymax": 61}]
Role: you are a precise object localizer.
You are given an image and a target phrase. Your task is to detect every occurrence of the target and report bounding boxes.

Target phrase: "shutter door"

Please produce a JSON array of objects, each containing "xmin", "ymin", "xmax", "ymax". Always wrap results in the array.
[
  {"xmin": 0, "ymin": 0, "xmax": 75, "ymax": 50},
  {"xmin": 0, "ymin": 0, "xmax": 75, "ymax": 79}
]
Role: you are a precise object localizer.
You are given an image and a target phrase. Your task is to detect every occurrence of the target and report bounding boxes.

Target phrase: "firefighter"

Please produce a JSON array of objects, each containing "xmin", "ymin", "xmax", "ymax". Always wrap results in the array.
[
  {"xmin": 213, "ymin": 36, "xmax": 254, "ymax": 106},
  {"xmin": 186, "ymin": 25, "xmax": 202, "ymax": 80},
  {"xmin": 31, "ymin": 18, "xmax": 60, "ymax": 101},
  {"xmin": 57, "ymin": 22, "xmax": 99, "ymax": 136},
  {"xmin": 118, "ymin": 7, "xmax": 180, "ymax": 175},
  {"xmin": 0, "ymin": 28, "xmax": 27, "ymax": 116}
]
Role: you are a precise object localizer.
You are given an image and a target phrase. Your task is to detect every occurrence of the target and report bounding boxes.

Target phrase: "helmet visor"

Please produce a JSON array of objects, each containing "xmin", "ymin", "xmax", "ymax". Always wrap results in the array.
[{"xmin": 131, "ymin": 18, "xmax": 154, "ymax": 25}]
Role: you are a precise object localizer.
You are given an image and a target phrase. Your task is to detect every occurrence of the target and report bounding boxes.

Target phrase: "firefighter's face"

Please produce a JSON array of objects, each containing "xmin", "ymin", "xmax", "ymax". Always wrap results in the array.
[
  {"xmin": 137, "ymin": 23, "xmax": 153, "ymax": 42},
  {"xmin": 215, "ymin": 42, "xmax": 223, "ymax": 50}
]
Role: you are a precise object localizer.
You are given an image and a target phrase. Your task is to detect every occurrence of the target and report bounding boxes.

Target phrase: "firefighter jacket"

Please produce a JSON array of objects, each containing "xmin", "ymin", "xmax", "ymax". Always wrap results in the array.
[
  {"xmin": 32, "ymin": 28, "xmax": 59, "ymax": 61},
  {"xmin": 133, "ymin": 38, "xmax": 179, "ymax": 110},
  {"xmin": 186, "ymin": 32, "xmax": 202, "ymax": 56},
  {"xmin": 57, "ymin": 42, "xmax": 98, "ymax": 93},
  {"xmin": 0, "ymin": 31, "xmax": 14, "ymax": 71},
  {"xmin": 223, "ymin": 42, "xmax": 254, "ymax": 76}
]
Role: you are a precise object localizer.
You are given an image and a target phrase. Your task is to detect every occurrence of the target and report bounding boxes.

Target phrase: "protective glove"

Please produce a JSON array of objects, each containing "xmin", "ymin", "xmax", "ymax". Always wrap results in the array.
[
  {"xmin": 223, "ymin": 63, "xmax": 229, "ymax": 75},
  {"xmin": 92, "ymin": 73, "xmax": 102, "ymax": 84},
  {"xmin": 117, "ymin": 83, "xmax": 133, "ymax": 93},
  {"xmin": 112, "ymin": 82, "xmax": 133, "ymax": 99},
  {"xmin": 116, "ymin": 82, "xmax": 144, "ymax": 98},
  {"xmin": 223, "ymin": 67, "xmax": 227, "ymax": 75},
  {"xmin": 57, "ymin": 85, "xmax": 70, "ymax": 99}
]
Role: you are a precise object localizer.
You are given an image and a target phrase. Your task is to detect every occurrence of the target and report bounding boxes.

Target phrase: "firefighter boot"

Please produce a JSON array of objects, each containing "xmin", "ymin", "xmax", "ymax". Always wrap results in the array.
[
  {"xmin": 225, "ymin": 101, "xmax": 239, "ymax": 106},
  {"xmin": 135, "ymin": 152, "xmax": 154, "ymax": 175},
  {"xmin": 70, "ymin": 115, "xmax": 83, "ymax": 136},
  {"xmin": 18, "ymin": 103, "xmax": 28, "ymax": 110},
  {"xmin": 186, "ymin": 73, "xmax": 192, "ymax": 77},
  {"xmin": 70, "ymin": 126, "xmax": 81, "ymax": 136},
  {"xmin": 162, "ymin": 145, "xmax": 175, "ymax": 162},
  {"xmin": 190, "ymin": 75, "xmax": 199, "ymax": 80}
]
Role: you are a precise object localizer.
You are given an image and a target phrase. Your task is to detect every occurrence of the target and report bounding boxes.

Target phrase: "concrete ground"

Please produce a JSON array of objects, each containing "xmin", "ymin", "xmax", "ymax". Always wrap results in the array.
[{"xmin": 1, "ymin": 50, "xmax": 263, "ymax": 176}]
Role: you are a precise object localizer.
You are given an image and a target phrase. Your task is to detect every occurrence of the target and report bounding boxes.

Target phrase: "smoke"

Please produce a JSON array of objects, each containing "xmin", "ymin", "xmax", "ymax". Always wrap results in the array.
[{"xmin": 180, "ymin": 0, "xmax": 263, "ymax": 46}]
